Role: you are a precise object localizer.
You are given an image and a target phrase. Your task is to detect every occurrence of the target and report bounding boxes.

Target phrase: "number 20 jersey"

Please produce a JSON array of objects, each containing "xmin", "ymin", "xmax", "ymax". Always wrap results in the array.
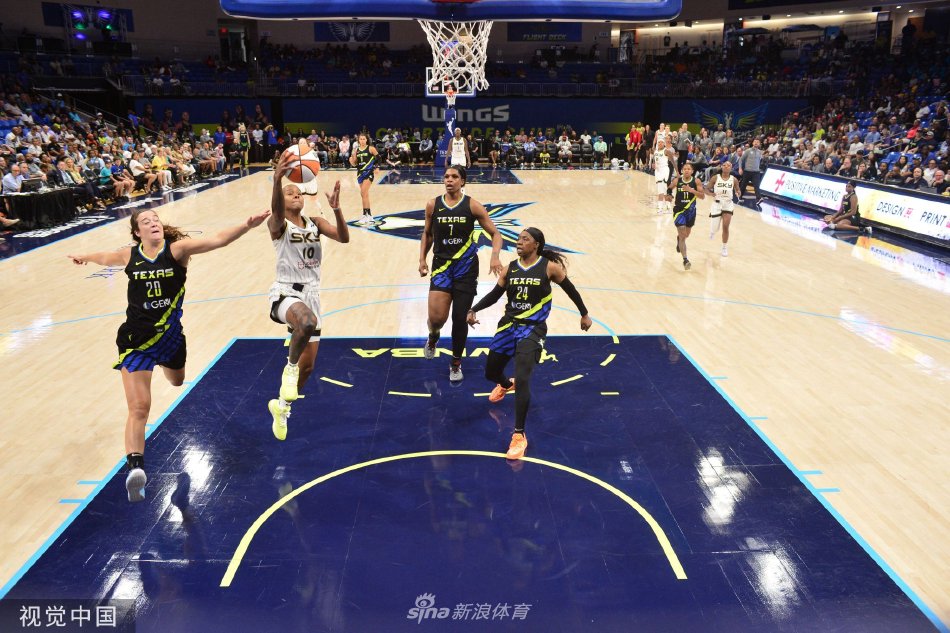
[{"xmin": 124, "ymin": 242, "xmax": 187, "ymax": 336}]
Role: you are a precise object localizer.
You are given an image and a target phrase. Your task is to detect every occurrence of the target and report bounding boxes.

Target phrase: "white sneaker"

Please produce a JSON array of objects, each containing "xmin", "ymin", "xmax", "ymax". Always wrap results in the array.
[
  {"xmin": 269, "ymin": 399, "xmax": 290, "ymax": 440},
  {"xmin": 449, "ymin": 363, "xmax": 463, "ymax": 382},
  {"xmin": 721, "ymin": 245, "xmax": 728, "ymax": 257},
  {"xmin": 356, "ymin": 215, "xmax": 373, "ymax": 225},
  {"xmin": 424, "ymin": 338, "xmax": 437, "ymax": 360},
  {"xmin": 126, "ymin": 468, "xmax": 147, "ymax": 502}
]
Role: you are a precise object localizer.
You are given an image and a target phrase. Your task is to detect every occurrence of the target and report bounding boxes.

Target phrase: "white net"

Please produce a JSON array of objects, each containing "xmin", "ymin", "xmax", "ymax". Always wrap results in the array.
[{"xmin": 419, "ymin": 19, "xmax": 493, "ymax": 95}]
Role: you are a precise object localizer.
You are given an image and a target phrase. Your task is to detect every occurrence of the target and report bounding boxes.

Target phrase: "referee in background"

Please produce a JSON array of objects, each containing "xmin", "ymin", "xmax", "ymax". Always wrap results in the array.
[{"xmin": 738, "ymin": 138, "xmax": 763, "ymax": 201}]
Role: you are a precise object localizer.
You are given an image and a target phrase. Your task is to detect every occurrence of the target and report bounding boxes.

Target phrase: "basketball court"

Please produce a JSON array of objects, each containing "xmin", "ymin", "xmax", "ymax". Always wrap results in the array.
[
  {"xmin": 1, "ymin": 164, "xmax": 947, "ymax": 631},
  {"xmin": 1, "ymin": 0, "xmax": 948, "ymax": 630}
]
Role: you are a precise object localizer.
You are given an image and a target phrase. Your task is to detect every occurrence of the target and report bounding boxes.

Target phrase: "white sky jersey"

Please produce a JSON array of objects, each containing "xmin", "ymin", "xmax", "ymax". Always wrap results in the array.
[
  {"xmin": 713, "ymin": 175, "xmax": 737, "ymax": 203},
  {"xmin": 654, "ymin": 149, "xmax": 670, "ymax": 178},
  {"xmin": 450, "ymin": 137, "xmax": 467, "ymax": 164},
  {"xmin": 273, "ymin": 216, "xmax": 322, "ymax": 287}
]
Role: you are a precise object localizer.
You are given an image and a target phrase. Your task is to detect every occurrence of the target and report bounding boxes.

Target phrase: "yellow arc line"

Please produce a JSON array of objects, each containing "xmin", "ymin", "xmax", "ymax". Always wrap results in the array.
[
  {"xmin": 387, "ymin": 391, "xmax": 431, "ymax": 397},
  {"xmin": 601, "ymin": 391, "xmax": 620, "ymax": 395},
  {"xmin": 320, "ymin": 376, "xmax": 353, "ymax": 388},
  {"xmin": 219, "ymin": 450, "xmax": 687, "ymax": 587},
  {"xmin": 601, "ymin": 353, "xmax": 617, "ymax": 366},
  {"xmin": 551, "ymin": 374, "xmax": 584, "ymax": 386}
]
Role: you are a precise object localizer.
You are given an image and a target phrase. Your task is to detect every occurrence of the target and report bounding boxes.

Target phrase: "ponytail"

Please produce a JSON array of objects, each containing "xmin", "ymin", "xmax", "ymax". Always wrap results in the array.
[
  {"xmin": 525, "ymin": 227, "xmax": 567, "ymax": 267},
  {"xmin": 161, "ymin": 225, "xmax": 189, "ymax": 243},
  {"xmin": 541, "ymin": 248, "xmax": 566, "ymax": 267}
]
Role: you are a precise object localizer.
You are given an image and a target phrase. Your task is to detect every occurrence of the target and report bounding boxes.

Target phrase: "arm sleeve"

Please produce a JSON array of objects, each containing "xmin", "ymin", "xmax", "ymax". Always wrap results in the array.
[
  {"xmin": 558, "ymin": 277, "xmax": 588, "ymax": 317},
  {"xmin": 470, "ymin": 283, "xmax": 506, "ymax": 313}
]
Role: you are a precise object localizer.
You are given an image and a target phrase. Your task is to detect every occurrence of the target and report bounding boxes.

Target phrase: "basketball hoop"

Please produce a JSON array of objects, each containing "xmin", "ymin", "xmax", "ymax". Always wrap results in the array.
[
  {"xmin": 419, "ymin": 16, "xmax": 492, "ymax": 95},
  {"xmin": 223, "ymin": 0, "xmax": 682, "ymax": 94}
]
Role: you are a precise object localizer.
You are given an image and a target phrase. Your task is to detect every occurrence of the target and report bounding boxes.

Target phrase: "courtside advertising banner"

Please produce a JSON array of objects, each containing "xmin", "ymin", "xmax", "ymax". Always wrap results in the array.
[
  {"xmin": 855, "ymin": 185, "xmax": 950, "ymax": 243},
  {"xmin": 760, "ymin": 167, "xmax": 846, "ymax": 212}
]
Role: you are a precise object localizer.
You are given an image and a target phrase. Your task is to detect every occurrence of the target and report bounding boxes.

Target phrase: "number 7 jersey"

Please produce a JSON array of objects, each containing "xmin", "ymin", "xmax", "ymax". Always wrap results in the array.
[
  {"xmin": 432, "ymin": 194, "xmax": 476, "ymax": 262},
  {"xmin": 273, "ymin": 216, "xmax": 322, "ymax": 286}
]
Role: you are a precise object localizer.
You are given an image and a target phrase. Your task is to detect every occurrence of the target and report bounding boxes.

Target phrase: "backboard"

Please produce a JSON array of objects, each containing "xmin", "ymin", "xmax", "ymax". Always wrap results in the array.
[
  {"xmin": 220, "ymin": 0, "xmax": 682, "ymax": 22},
  {"xmin": 425, "ymin": 67, "xmax": 476, "ymax": 98}
]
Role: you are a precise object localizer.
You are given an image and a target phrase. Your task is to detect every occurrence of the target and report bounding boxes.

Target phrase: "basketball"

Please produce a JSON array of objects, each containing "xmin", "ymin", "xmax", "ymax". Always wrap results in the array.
[{"xmin": 283, "ymin": 141, "xmax": 320, "ymax": 184}]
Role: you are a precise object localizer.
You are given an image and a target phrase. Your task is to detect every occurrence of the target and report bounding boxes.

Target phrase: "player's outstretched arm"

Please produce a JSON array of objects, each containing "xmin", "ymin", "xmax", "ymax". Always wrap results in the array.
[
  {"xmin": 316, "ymin": 180, "xmax": 349, "ymax": 244},
  {"xmin": 67, "ymin": 249, "xmax": 130, "ymax": 267},
  {"xmin": 467, "ymin": 267, "xmax": 508, "ymax": 326},
  {"xmin": 269, "ymin": 152, "xmax": 294, "ymax": 235},
  {"xmin": 172, "ymin": 210, "xmax": 271, "ymax": 260}
]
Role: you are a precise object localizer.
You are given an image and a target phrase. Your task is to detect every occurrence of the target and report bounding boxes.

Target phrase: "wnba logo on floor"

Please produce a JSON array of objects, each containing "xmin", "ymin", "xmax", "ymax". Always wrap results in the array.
[{"xmin": 407, "ymin": 593, "xmax": 450, "ymax": 623}]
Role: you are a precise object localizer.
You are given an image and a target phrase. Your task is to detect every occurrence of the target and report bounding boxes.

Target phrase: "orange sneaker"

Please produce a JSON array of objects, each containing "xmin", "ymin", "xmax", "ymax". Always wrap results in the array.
[
  {"xmin": 506, "ymin": 432, "xmax": 527, "ymax": 460},
  {"xmin": 489, "ymin": 379, "xmax": 515, "ymax": 403}
]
